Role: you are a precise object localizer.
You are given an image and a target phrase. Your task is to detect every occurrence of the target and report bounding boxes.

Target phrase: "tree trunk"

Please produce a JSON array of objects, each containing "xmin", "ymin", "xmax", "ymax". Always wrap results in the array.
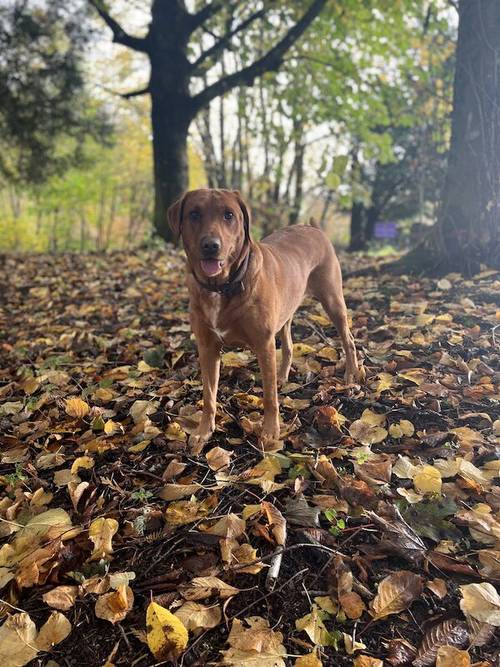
[
  {"xmin": 348, "ymin": 201, "xmax": 366, "ymax": 251},
  {"xmin": 402, "ymin": 0, "xmax": 500, "ymax": 275},
  {"xmin": 149, "ymin": 0, "xmax": 193, "ymax": 243}
]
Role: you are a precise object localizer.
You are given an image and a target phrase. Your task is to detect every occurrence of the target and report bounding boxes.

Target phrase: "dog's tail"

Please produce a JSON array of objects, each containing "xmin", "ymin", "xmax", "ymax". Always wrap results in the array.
[{"xmin": 309, "ymin": 216, "xmax": 320, "ymax": 229}]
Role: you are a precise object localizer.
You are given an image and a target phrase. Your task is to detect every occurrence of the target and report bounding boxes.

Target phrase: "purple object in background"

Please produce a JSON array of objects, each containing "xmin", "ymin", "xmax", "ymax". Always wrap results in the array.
[{"xmin": 374, "ymin": 221, "xmax": 398, "ymax": 239}]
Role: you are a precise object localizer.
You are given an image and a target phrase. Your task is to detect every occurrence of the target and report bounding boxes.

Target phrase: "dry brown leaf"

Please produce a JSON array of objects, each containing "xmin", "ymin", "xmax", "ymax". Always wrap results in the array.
[
  {"xmin": 413, "ymin": 619, "xmax": 469, "ymax": 667},
  {"xmin": 220, "ymin": 616, "xmax": 286, "ymax": 666},
  {"xmin": 203, "ymin": 513, "xmax": 246, "ymax": 539},
  {"xmin": 294, "ymin": 652, "xmax": 323, "ymax": 667},
  {"xmin": 42, "ymin": 585, "xmax": 79, "ymax": 611},
  {"xmin": 88, "ymin": 517, "xmax": 119, "ymax": 561},
  {"xmin": 370, "ymin": 571, "xmax": 423, "ymax": 619},
  {"xmin": 426, "ymin": 578, "xmax": 448, "ymax": 599},
  {"xmin": 180, "ymin": 576, "xmax": 240, "ymax": 601},
  {"xmin": 340, "ymin": 591, "xmax": 366, "ymax": 619},
  {"xmin": 95, "ymin": 584, "xmax": 134, "ymax": 624},
  {"xmin": 459, "ymin": 583, "xmax": 500, "ymax": 626},
  {"xmin": 174, "ymin": 601, "xmax": 221, "ymax": 632},
  {"xmin": 436, "ymin": 646, "xmax": 470, "ymax": 667},
  {"xmin": 353, "ymin": 657, "xmax": 384, "ymax": 667},
  {"xmin": 261, "ymin": 501, "xmax": 287, "ymax": 545},
  {"xmin": 35, "ymin": 611, "xmax": 72, "ymax": 651},
  {"xmin": 206, "ymin": 446, "xmax": 232, "ymax": 471}
]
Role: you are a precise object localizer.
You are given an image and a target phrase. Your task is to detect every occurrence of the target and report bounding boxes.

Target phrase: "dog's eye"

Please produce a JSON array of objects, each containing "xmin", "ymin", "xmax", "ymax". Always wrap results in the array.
[
  {"xmin": 189, "ymin": 211, "xmax": 201, "ymax": 222},
  {"xmin": 223, "ymin": 211, "xmax": 234, "ymax": 221}
]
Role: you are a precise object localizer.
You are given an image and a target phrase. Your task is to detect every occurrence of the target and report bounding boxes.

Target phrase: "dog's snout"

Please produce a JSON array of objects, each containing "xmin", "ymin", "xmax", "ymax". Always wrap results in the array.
[{"xmin": 201, "ymin": 236, "xmax": 221, "ymax": 257}]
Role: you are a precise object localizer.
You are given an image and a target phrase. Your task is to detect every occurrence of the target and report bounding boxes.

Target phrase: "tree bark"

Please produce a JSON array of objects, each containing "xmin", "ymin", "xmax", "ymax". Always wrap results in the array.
[
  {"xmin": 401, "ymin": 0, "xmax": 500, "ymax": 275},
  {"xmin": 91, "ymin": 0, "xmax": 327, "ymax": 243},
  {"xmin": 348, "ymin": 200, "xmax": 366, "ymax": 251}
]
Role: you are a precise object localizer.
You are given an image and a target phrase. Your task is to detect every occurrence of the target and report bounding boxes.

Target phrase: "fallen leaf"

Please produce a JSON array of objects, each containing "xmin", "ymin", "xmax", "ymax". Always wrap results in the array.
[
  {"xmin": 206, "ymin": 446, "xmax": 232, "ymax": 471},
  {"xmin": 42, "ymin": 585, "xmax": 79, "ymax": 611},
  {"xmin": 370, "ymin": 571, "xmax": 423, "ymax": 619},
  {"xmin": 35, "ymin": 611, "xmax": 72, "ymax": 650},
  {"xmin": 88, "ymin": 517, "xmax": 119, "ymax": 561},
  {"xmin": 413, "ymin": 618, "xmax": 469, "ymax": 667},
  {"xmin": 436, "ymin": 646, "xmax": 470, "ymax": 667},
  {"xmin": 459, "ymin": 583, "xmax": 500, "ymax": 626},
  {"xmin": 354, "ymin": 657, "xmax": 384, "ymax": 667},
  {"xmin": 221, "ymin": 616, "xmax": 286, "ymax": 666},
  {"xmin": 413, "ymin": 465, "xmax": 442, "ymax": 495},
  {"xmin": 146, "ymin": 601, "xmax": 188, "ymax": 661},
  {"xmin": 65, "ymin": 397, "xmax": 90, "ymax": 418},
  {"xmin": 95, "ymin": 584, "xmax": 133, "ymax": 624},
  {"xmin": 295, "ymin": 652, "xmax": 323, "ymax": 667},
  {"xmin": 180, "ymin": 576, "xmax": 240, "ymax": 600},
  {"xmin": 174, "ymin": 601, "xmax": 221, "ymax": 632}
]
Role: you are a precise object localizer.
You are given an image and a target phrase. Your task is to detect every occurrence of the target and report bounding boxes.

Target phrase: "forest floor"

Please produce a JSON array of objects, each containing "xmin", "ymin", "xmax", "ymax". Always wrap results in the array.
[{"xmin": 0, "ymin": 248, "xmax": 499, "ymax": 667}]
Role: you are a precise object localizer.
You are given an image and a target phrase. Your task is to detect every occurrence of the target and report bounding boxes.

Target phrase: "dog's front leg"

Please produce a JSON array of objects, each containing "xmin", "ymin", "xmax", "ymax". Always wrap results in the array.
[
  {"xmin": 256, "ymin": 338, "xmax": 280, "ymax": 448},
  {"xmin": 189, "ymin": 331, "xmax": 221, "ymax": 453}
]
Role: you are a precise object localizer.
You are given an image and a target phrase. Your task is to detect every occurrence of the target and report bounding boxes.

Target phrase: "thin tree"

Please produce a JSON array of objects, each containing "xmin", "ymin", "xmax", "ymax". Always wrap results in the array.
[
  {"xmin": 402, "ymin": 0, "xmax": 500, "ymax": 275},
  {"xmin": 90, "ymin": 0, "xmax": 327, "ymax": 242}
]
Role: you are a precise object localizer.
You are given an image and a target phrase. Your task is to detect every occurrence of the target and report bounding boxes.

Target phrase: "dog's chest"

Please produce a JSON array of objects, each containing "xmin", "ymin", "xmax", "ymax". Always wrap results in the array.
[{"xmin": 200, "ymin": 295, "xmax": 230, "ymax": 342}]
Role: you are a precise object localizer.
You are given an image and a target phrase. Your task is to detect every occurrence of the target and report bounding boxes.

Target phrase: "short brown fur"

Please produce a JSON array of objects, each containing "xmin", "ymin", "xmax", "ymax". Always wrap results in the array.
[{"xmin": 168, "ymin": 188, "xmax": 362, "ymax": 450}]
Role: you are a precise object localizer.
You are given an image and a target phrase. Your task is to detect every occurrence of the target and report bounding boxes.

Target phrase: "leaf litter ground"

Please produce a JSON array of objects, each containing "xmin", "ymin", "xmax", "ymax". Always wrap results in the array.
[{"xmin": 0, "ymin": 249, "xmax": 499, "ymax": 667}]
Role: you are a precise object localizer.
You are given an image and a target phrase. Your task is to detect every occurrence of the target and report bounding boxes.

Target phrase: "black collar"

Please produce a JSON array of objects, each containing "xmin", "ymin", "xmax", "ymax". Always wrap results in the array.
[{"xmin": 192, "ymin": 249, "xmax": 252, "ymax": 298}]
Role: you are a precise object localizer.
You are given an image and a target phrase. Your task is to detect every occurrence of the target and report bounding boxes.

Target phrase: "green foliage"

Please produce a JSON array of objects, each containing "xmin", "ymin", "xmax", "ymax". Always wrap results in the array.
[{"xmin": 0, "ymin": 0, "xmax": 112, "ymax": 184}]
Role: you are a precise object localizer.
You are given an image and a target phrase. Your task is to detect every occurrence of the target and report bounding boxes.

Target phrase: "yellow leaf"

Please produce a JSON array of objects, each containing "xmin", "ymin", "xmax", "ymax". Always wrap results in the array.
[
  {"xmin": 165, "ymin": 421, "xmax": 187, "ymax": 442},
  {"xmin": 104, "ymin": 420, "xmax": 123, "ymax": 435},
  {"xmin": 234, "ymin": 393, "xmax": 264, "ymax": 409},
  {"xmin": 295, "ymin": 652, "xmax": 323, "ymax": 666},
  {"xmin": 221, "ymin": 351, "xmax": 251, "ymax": 368},
  {"xmin": 65, "ymin": 397, "xmax": 90, "ymax": 418},
  {"xmin": 316, "ymin": 346, "xmax": 338, "ymax": 362},
  {"xmin": 146, "ymin": 601, "xmax": 188, "ymax": 661},
  {"xmin": 413, "ymin": 465, "xmax": 442, "ymax": 494},
  {"xmin": 70, "ymin": 456, "xmax": 94, "ymax": 474},
  {"xmin": 375, "ymin": 372, "xmax": 395, "ymax": 395},
  {"xmin": 353, "ymin": 656, "xmax": 384, "ymax": 667},
  {"xmin": 293, "ymin": 343, "xmax": 316, "ymax": 358}
]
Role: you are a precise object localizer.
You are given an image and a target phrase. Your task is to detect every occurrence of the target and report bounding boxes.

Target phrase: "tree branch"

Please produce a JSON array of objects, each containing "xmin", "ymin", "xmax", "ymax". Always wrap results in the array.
[
  {"xmin": 188, "ymin": 2, "xmax": 224, "ymax": 31},
  {"xmin": 191, "ymin": 0, "xmax": 327, "ymax": 111},
  {"xmin": 192, "ymin": 8, "xmax": 267, "ymax": 70},
  {"xmin": 121, "ymin": 86, "xmax": 150, "ymax": 99},
  {"xmin": 88, "ymin": 0, "xmax": 149, "ymax": 53}
]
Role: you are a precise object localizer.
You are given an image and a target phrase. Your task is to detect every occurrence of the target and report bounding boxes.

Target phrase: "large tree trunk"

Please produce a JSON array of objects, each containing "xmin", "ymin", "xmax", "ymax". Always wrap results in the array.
[
  {"xmin": 402, "ymin": 0, "xmax": 500, "ymax": 275},
  {"xmin": 149, "ymin": 0, "xmax": 193, "ymax": 243},
  {"xmin": 348, "ymin": 201, "xmax": 366, "ymax": 251}
]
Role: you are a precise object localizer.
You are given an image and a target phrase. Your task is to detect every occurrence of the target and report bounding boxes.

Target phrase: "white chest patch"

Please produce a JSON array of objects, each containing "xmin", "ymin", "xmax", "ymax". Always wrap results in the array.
[{"xmin": 203, "ymin": 295, "xmax": 228, "ymax": 341}]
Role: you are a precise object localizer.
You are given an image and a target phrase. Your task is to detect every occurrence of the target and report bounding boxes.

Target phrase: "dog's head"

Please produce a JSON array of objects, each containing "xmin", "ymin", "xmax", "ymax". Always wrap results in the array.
[{"xmin": 167, "ymin": 188, "xmax": 251, "ymax": 281}]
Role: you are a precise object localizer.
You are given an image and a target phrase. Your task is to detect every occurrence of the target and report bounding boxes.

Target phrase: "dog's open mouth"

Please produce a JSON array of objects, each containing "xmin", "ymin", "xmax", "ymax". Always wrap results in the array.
[{"xmin": 200, "ymin": 259, "xmax": 224, "ymax": 277}]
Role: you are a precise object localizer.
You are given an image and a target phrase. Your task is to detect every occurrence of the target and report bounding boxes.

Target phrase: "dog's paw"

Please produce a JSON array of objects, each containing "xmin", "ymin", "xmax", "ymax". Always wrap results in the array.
[
  {"xmin": 259, "ymin": 421, "xmax": 281, "ymax": 452},
  {"xmin": 188, "ymin": 426, "xmax": 214, "ymax": 455},
  {"xmin": 344, "ymin": 364, "xmax": 365, "ymax": 386}
]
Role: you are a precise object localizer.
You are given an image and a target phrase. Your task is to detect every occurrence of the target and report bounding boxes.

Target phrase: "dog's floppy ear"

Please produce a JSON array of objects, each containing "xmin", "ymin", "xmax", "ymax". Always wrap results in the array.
[
  {"xmin": 232, "ymin": 190, "xmax": 251, "ymax": 242},
  {"xmin": 167, "ymin": 192, "xmax": 188, "ymax": 242}
]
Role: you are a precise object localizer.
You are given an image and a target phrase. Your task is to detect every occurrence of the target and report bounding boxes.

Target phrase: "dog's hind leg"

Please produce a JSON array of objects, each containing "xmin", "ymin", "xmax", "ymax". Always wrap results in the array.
[
  {"xmin": 308, "ymin": 261, "xmax": 362, "ymax": 385},
  {"xmin": 277, "ymin": 318, "xmax": 293, "ymax": 386}
]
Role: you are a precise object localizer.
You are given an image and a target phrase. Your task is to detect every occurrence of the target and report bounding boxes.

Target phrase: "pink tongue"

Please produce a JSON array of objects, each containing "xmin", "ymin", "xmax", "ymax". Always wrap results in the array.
[{"xmin": 201, "ymin": 259, "xmax": 222, "ymax": 276}]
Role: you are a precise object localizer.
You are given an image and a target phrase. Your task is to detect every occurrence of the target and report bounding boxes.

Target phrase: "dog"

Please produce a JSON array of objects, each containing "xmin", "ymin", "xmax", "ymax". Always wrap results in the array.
[{"xmin": 167, "ymin": 188, "xmax": 362, "ymax": 450}]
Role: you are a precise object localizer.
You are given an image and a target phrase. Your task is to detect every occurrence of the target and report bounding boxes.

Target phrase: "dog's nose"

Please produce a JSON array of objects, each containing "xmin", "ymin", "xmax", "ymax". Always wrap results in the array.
[{"xmin": 201, "ymin": 236, "xmax": 221, "ymax": 256}]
